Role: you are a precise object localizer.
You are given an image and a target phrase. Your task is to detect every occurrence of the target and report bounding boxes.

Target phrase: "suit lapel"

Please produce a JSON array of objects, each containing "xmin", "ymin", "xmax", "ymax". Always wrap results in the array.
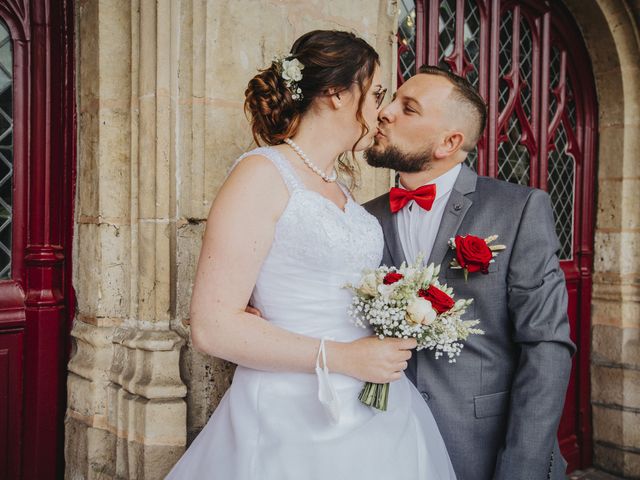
[
  {"xmin": 427, "ymin": 165, "xmax": 478, "ymax": 267},
  {"xmin": 377, "ymin": 194, "xmax": 407, "ymax": 267}
]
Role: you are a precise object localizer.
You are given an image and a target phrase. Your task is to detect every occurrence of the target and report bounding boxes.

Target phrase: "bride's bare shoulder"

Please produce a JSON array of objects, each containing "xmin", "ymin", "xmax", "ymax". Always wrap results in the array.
[{"xmin": 213, "ymin": 150, "xmax": 290, "ymax": 218}]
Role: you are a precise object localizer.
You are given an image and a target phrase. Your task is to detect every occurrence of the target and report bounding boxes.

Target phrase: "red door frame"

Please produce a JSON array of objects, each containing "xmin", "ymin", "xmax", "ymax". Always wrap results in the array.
[
  {"xmin": 405, "ymin": 0, "xmax": 596, "ymax": 471},
  {"xmin": 0, "ymin": 1, "xmax": 75, "ymax": 478}
]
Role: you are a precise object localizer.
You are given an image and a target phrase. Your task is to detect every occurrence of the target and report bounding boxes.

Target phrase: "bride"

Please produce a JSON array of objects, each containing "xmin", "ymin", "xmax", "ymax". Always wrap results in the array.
[{"xmin": 166, "ymin": 30, "xmax": 456, "ymax": 479}]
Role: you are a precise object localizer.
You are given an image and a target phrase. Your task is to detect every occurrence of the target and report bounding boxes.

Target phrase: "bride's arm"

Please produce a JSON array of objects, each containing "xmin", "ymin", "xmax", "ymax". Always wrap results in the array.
[{"xmin": 190, "ymin": 154, "xmax": 414, "ymax": 383}]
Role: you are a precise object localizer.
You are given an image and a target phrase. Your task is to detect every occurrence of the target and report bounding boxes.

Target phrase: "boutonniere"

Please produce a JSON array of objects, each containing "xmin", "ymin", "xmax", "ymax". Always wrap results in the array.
[{"xmin": 448, "ymin": 234, "xmax": 506, "ymax": 281}]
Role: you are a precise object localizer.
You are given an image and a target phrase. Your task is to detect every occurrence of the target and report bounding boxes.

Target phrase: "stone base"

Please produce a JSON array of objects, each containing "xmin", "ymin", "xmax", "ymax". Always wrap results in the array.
[
  {"xmin": 65, "ymin": 415, "xmax": 116, "ymax": 480},
  {"xmin": 65, "ymin": 413, "xmax": 185, "ymax": 480},
  {"xmin": 570, "ymin": 468, "xmax": 628, "ymax": 479},
  {"xmin": 594, "ymin": 442, "xmax": 640, "ymax": 479}
]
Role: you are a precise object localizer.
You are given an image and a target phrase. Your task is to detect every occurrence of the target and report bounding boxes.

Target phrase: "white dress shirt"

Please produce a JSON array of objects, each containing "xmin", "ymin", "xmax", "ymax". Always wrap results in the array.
[{"xmin": 396, "ymin": 163, "xmax": 462, "ymax": 264}]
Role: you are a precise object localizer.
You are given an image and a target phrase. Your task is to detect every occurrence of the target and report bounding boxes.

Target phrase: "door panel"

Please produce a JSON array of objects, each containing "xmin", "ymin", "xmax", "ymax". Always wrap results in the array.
[
  {"xmin": 0, "ymin": 331, "xmax": 23, "ymax": 480},
  {"xmin": 398, "ymin": 0, "xmax": 596, "ymax": 470}
]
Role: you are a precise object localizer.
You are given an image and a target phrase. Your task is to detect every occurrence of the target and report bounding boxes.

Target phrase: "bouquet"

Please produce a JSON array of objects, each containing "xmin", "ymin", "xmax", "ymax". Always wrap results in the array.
[{"xmin": 345, "ymin": 255, "xmax": 484, "ymax": 411}]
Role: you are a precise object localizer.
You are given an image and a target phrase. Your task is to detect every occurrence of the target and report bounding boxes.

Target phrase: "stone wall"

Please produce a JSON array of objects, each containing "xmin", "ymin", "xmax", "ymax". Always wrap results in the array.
[
  {"xmin": 65, "ymin": 0, "xmax": 397, "ymax": 478},
  {"xmin": 562, "ymin": 0, "xmax": 640, "ymax": 478}
]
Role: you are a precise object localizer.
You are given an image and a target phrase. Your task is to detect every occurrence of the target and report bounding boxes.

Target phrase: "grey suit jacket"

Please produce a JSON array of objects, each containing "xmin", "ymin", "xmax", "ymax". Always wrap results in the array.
[{"xmin": 364, "ymin": 165, "xmax": 575, "ymax": 480}]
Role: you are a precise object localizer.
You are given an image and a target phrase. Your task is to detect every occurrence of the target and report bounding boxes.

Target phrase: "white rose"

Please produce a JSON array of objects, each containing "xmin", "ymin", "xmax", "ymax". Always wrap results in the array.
[
  {"xmin": 377, "ymin": 283, "xmax": 396, "ymax": 300},
  {"xmin": 405, "ymin": 297, "xmax": 437, "ymax": 326},
  {"xmin": 281, "ymin": 59, "xmax": 304, "ymax": 82},
  {"xmin": 357, "ymin": 273, "xmax": 378, "ymax": 297}
]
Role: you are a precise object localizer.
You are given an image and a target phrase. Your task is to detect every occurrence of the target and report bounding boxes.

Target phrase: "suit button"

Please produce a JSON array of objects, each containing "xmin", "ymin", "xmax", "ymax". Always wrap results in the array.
[
  {"xmin": 421, "ymin": 392, "xmax": 430, "ymax": 401},
  {"xmin": 453, "ymin": 203, "xmax": 462, "ymax": 211}
]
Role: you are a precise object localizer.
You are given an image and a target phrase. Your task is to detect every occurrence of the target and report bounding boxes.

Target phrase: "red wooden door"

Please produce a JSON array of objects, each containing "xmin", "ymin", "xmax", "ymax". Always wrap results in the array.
[
  {"xmin": 0, "ymin": 2, "xmax": 75, "ymax": 478},
  {"xmin": 398, "ymin": 0, "xmax": 596, "ymax": 471}
]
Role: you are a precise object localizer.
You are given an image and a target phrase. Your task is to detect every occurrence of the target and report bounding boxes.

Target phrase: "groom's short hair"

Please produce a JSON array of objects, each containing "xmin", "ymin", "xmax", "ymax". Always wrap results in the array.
[{"xmin": 417, "ymin": 65, "xmax": 487, "ymax": 151}]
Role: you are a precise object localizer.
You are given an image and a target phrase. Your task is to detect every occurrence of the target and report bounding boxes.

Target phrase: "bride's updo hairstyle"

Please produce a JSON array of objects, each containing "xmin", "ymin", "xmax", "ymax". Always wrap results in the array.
[{"xmin": 244, "ymin": 30, "xmax": 380, "ymax": 187}]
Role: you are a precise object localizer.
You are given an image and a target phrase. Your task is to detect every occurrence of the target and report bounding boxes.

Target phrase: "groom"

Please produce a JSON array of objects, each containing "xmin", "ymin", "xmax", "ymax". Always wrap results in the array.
[{"xmin": 364, "ymin": 65, "xmax": 575, "ymax": 480}]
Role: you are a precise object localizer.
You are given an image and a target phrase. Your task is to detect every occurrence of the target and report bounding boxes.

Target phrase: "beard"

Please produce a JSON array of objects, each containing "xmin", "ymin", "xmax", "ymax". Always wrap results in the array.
[{"xmin": 364, "ymin": 140, "xmax": 434, "ymax": 173}]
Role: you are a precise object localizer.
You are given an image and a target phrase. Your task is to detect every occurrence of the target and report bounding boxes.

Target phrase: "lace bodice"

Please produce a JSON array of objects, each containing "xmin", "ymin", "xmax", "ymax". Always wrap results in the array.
[{"xmin": 232, "ymin": 147, "xmax": 384, "ymax": 341}]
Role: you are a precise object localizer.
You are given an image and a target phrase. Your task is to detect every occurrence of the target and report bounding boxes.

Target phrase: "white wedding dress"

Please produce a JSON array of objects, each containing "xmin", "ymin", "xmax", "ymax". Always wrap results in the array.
[{"xmin": 166, "ymin": 147, "xmax": 456, "ymax": 480}]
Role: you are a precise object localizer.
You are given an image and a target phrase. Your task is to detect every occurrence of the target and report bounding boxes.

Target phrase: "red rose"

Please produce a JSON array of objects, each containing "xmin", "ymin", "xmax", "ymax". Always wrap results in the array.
[
  {"xmin": 418, "ymin": 285, "xmax": 455, "ymax": 314},
  {"xmin": 455, "ymin": 235, "xmax": 493, "ymax": 274},
  {"xmin": 383, "ymin": 272, "xmax": 404, "ymax": 285}
]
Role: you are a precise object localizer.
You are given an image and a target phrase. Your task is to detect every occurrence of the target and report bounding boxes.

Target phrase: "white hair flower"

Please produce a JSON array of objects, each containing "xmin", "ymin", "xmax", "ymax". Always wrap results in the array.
[
  {"xmin": 273, "ymin": 55, "xmax": 305, "ymax": 101},
  {"xmin": 281, "ymin": 58, "xmax": 304, "ymax": 82}
]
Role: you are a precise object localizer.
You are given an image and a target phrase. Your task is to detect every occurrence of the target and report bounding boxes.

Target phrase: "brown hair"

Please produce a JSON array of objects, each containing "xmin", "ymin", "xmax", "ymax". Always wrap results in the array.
[
  {"xmin": 244, "ymin": 30, "xmax": 380, "ymax": 187},
  {"xmin": 418, "ymin": 65, "xmax": 487, "ymax": 151}
]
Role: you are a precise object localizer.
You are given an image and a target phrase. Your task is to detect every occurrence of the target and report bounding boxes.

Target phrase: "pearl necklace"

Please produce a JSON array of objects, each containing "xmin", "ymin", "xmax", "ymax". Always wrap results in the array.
[{"xmin": 284, "ymin": 138, "xmax": 338, "ymax": 183}]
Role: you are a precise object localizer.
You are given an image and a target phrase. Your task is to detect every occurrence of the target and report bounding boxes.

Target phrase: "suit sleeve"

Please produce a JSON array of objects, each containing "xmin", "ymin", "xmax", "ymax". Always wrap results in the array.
[{"xmin": 493, "ymin": 189, "xmax": 575, "ymax": 480}]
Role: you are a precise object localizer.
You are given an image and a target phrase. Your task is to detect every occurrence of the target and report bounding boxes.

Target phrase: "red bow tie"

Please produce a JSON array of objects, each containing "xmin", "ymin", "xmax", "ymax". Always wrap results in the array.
[{"xmin": 389, "ymin": 184, "xmax": 437, "ymax": 213}]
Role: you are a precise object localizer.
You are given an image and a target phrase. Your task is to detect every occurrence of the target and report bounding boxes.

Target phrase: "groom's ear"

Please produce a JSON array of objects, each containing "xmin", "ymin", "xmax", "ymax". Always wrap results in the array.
[{"xmin": 434, "ymin": 131, "xmax": 465, "ymax": 159}]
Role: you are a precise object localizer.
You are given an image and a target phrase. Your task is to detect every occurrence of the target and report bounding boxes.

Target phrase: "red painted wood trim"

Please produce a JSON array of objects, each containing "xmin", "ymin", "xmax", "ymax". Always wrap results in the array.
[
  {"xmin": 0, "ymin": 0, "xmax": 75, "ymax": 478},
  {"xmin": 426, "ymin": 0, "xmax": 440, "ymax": 66},
  {"xmin": 538, "ymin": 11, "xmax": 551, "ymax": 191},
  {"xmin": 476, "ymin": 0, "xmax": 490, "ymax": 177},
  {"xmin": 486, "ymin": 0, "xmax": 500, "ymax": 178},
  {"xmin": 416, "ymin": 0, "xmax": 428, "ymax": 70}
]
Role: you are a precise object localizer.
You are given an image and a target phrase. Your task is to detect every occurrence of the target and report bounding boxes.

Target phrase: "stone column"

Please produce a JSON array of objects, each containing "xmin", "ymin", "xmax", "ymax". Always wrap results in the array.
[
  {"xmin": 66, "ymin": 1, "xmax": 186, "ymax": 478},
  {"xmin": 564, "ymin": 0, "xmax": 640, "ymax": 477}
]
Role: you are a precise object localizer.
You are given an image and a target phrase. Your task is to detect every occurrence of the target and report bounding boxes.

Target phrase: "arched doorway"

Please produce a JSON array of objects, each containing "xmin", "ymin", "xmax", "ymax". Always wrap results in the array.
[{"xmin": 398, "ymin": 0, "xmax": 597, "ymax": 472}]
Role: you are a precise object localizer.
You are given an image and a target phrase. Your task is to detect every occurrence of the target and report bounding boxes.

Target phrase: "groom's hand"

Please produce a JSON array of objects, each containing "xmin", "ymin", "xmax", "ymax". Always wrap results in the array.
[{"xmin": 245, "ymin": 305, "xmax": 263, "ymax": 318}]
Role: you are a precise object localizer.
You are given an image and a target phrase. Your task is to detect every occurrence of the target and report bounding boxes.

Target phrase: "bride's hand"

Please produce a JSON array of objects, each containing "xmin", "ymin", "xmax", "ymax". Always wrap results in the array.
[{"xmin": 331, "ymin": 336, "xmax": 417, "ymax": 383}]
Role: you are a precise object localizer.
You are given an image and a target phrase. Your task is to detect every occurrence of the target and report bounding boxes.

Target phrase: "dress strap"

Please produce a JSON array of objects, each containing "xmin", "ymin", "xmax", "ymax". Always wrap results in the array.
[{"xmin": 229, "ymin": 146, "xmax": 302, "ymax": 193}]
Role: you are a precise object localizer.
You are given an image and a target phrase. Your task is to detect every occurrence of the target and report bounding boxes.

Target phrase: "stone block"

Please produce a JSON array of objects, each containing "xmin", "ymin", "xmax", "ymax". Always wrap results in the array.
[
  {"xmin": 562, "ymin": 1, "xmax": 620, "ymax": 79},
  {"xmin": 116, "ymin": 330, "xmax": 187, "ymax": 399},
  {"xmin": 180, "ymin": 342, "xmax": 235, "ymax": 442},
  {"xmin": 129, "ymin": 441, "xmax": 185, "ymax": 480},
  {"xmin": 594, "ymin": 231, "xmax": 640, "ymax": 276},
  {"xmin": 593, "ymin": 405, "xmax": 624, "ymax": 445},
  {"xmin": 592, "ymin": 324, "xmax": 640, "ymax": 367},
  {"xmin": 595, "ymin": 441, "xmax": 640, "ymax": 479},
  {"xmin": 136, "ymin": 221, "xmax": 172, "ymax": 325},
  {"xmin": 97, "ymin": 0, "xmax": 133, "ymax": 101},
  {"xmin": 86, "ymin": 425, "xmax": 117, "ymax": 477},
  {"xmin": 99, "ymin": 223, "xmax": 131, "ymax": 317},
  {"xmin": 623, "ymin": 368, "xmax": 640, "ymax": 409},
  {"xmin": 595, "ymin": 69, "xmax": 624, "ymax": 128},
  {"xmin": 75, "ymin": 222, "xmax": 131, "ymax": 319},
  {"xmin": 75, "ymin": 223, "xmax": 102, "ymax": 317},
  {"xmin": 77, "ymin": 0, "xmax": 99, "ymax": 111},
  {"xmin": 592, "ymin": 364, "xmax": 623, "ymax": 405},
  {"xmin": 621, "ymin": 65, "xmax": 640, "ymax": 127},
  {"xmin": 77, "ymin": 109, "xmax": 100, "ymax": 218},
  {"xmin": 203, "ymin": 105, "xmax": 251, "ymax": 208},
  {"xmin": 596, "ymin": 125, "xmax": 624, "ymax": 180},
  {"xmin": 593, "ymin": 404, "xmax": 640, "ymax": 449},
  {"xmin": 98, "ymin": 108, "xmax": 132, "ymax": 220},
  {"xmin": 592, "ymin": 298, "xmax": 622, "ymax": 327},
  {"xmin": 65, "ymin": 415, "xmax": 89, "ymax": 479},
  {"xmin": 594, "ymin": 231, "xmax": 622, "ymax": 275},
  {"xmin": 133, "ymin": 397, "xmax": 186, "ymax": 445},
  {"xmin": 175, "ymin": 222, "xmax": 204, "ymax": 322},
  {"xmin": 595, "ymin": 178, "xmax": 623, "ymax": 230}
]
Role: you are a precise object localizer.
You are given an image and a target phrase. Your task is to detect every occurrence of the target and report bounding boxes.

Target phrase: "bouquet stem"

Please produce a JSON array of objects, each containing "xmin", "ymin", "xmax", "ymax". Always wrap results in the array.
[{"xmin": 358, "ymin": 381, "xmax": 389, "ymax": 411}]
